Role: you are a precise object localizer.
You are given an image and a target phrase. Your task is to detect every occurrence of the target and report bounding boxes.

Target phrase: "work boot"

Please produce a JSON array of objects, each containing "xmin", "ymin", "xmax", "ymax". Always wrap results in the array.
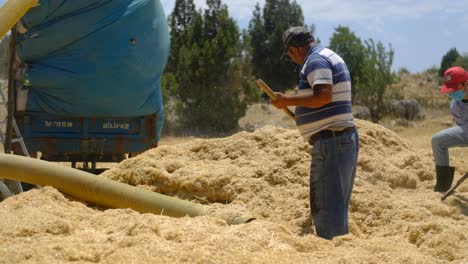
[{"xmin": 434, "ymin": 166, "xmax": 455, "ymax": 192}]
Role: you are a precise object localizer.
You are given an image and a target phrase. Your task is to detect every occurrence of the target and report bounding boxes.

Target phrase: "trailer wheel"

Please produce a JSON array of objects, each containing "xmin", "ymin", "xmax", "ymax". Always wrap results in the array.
[{"xmin": 0, "ymin": 181, "xmax": 13, "ymax": 202}]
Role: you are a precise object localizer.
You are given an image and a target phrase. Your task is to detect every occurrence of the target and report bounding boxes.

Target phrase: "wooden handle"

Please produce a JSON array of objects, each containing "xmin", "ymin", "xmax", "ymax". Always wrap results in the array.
[
  {"xmin": 256, "ymin": 79, "xmax": 295, "ymax": 120},
  {"xmin": 441, "ymin": 172, "xmax": 468, "ymax": 201}
]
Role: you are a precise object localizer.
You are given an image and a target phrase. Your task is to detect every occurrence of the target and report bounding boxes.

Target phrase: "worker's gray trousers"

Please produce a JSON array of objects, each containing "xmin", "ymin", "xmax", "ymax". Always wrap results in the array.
[
  {"xmin": 310, "ymin": 127, "xmax": 359, "ymax": 240},
  {"xmin": 432, "ymin": 126, "xmax": 468, "ymax": 166}
]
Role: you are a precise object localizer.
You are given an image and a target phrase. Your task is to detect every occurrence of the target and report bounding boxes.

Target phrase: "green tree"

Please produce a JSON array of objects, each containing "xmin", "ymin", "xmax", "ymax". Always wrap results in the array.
[
  {"xmin": 239, "ymin": 29, "xmax": 261, "ymax": 105},
  {"xmin": 167, "ymin": 0, "xmax": 196, "ymax": 73},
  {"xmin": 453, "ymin": 53, "xmax": 468, "ymax": 69},
  {"xmin": 160, "ymin": 72, "xmax": 180, "ymax": 133},
  {"xmin": 248, "ymin": 0, "xmax": 307, "ymax": 92},
  {"xmin": 328, "ymin": 25, "xmax": 365, "ymax": 102},
  {"xmin": 439, "ymin": 48, "xmax": 461, "ymax": 77},
  {"xmin": 171, "ymin": 1, "xmax": 253, "ymax": 134},
  {"xmin": 359, "ymin": 39, "xmax": 395, "ymax": 121}
]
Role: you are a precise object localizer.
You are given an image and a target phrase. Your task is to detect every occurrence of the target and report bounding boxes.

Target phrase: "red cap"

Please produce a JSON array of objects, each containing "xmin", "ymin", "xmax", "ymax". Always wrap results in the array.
[{"xmin": 441, "ymin": 66, "xmax": 468, "ymax": 93}]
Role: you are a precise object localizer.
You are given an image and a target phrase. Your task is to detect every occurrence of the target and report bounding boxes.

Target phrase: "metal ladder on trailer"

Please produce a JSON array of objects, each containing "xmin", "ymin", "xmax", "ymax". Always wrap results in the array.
[
  {"xmin": 0, "ymin": 87, "xmax": 28, "ymax": 196},
  {"xmin": 0, "ymin": 27, "xmax": 29, "ymax": 197},
  {"xmin": 0, "ymin": 87, "xmax": 29, "ymax": 157}
]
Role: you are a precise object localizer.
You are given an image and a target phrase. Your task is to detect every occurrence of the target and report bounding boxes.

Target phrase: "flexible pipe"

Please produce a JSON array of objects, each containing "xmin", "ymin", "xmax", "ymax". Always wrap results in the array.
[
  {"xmin": 0, "ymin": 0, "xmax": 38, "ymax": 39},
  {"xmin": 0, "ymin": 154, "xmax": 254, "ymax": 225}
]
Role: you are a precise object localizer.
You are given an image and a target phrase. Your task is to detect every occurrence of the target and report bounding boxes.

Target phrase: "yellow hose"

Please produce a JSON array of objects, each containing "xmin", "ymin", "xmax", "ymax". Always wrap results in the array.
[
  {"xmin": 0, "ymin": 154, "xmax": 254, "ymax": 225},
  {"xmin": 0, "ymin": 0, "xmax": 38, "ymax": 39}
]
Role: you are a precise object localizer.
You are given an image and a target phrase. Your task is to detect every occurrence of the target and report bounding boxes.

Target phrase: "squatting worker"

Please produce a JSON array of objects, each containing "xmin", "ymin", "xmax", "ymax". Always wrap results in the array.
[
  {"xmin": 271, "ymin": 26, "xmax": 359, "ymax": 240},
  {"xmin": 431, "ymin": 66, "xmax": 468, "ymax": 192}
]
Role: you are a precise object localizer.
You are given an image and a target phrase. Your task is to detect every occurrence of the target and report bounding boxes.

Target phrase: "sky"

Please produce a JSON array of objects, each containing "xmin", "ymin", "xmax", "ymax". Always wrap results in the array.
[{"xmin": 2, "ymin": 0, "xmax": 467, "ymax": 73}]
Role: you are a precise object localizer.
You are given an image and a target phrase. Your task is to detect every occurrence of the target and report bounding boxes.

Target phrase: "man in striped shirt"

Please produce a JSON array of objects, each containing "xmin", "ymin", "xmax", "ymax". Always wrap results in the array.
[{"xmin": 271, "ymin": 26, "xmax": 359, "ymax": 240}]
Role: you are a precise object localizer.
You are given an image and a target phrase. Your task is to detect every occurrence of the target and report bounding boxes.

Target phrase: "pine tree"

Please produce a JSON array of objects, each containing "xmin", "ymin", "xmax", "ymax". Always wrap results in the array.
[
  {"xmin": 248, "ymin": 0, "xmax": 307, "ymax": 92},
  {"xmin": 167, "ymin": 0, "xmax": 195, "ymax": 73}
]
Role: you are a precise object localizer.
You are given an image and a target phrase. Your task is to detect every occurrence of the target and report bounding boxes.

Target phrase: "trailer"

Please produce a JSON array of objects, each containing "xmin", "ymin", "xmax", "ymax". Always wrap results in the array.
[
  {"xmin": 1, "ymin": 0, "xmax": 170, "ymax": 174},
  {"xmin": 15, "ymin": 113, "xmax": 159, "ymax": 172}
]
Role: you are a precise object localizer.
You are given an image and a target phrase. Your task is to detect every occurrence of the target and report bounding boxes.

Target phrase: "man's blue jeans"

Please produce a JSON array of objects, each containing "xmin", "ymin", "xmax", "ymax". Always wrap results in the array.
[
  {"xmin": 432, "ymin": 126, "xmax": 468, "ymax": 166},
  {"xmin": 310, "ymin": 127, "xmax": 359, "ymax": 240}
]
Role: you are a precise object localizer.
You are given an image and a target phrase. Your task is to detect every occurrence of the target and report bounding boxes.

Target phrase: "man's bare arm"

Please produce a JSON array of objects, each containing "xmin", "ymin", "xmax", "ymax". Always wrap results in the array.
[{"xmin": 271, "ymin": 84, "xmax": 333, "ymax": 109}]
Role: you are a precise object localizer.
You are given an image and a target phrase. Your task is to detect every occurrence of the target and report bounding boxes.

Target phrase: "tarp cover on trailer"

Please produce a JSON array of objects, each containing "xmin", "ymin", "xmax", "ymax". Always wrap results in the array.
[{"xmin": 16, "ymin": 0, "xmax": 169, "ymax": 122}]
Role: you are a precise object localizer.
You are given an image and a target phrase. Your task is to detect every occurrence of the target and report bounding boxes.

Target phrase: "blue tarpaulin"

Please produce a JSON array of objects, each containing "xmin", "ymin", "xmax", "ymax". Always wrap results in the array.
[{"xmin": 17, "ymin": 0, "xmax": 169, "ymax": 139}]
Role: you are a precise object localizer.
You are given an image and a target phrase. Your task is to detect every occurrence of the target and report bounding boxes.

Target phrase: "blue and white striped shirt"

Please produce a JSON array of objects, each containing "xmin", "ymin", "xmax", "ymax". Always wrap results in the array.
[{"xmin": 295, "ymin": 45, "xmax": 355, "ymax": 141}]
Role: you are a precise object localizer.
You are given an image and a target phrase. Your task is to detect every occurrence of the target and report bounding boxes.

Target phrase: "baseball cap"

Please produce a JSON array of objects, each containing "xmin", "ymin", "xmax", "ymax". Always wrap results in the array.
[
  {"xmin": 441, "ymin": 66, "xmax": 468, "ymax": 93},
  {"xmin": 282, "ymin": 26, "xmax": 314, "ymax": 57}
]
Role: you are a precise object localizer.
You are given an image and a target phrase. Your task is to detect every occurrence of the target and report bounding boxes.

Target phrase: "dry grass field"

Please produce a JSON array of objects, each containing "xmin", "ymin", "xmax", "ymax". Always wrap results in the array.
[{"xmin": 1, "ymin": 75, "xmax": 467, "ymax": 263}]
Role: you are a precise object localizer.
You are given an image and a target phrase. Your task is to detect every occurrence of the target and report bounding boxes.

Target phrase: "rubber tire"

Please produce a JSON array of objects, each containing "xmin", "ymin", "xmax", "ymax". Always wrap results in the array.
[{"xmin": 0, "ymin": 181, "xmax": 13, "ymax": 202}]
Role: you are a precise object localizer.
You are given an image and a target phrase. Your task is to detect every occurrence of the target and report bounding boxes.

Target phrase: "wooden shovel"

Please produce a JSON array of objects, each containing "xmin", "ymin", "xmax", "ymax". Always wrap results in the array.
[
  {"xmin": 441, "ymin": 172, "xmax": 468, "ymax": 201},
  {"xmin": 256, "ymin": 79, "xmax": 295, "ymax": 120}
]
